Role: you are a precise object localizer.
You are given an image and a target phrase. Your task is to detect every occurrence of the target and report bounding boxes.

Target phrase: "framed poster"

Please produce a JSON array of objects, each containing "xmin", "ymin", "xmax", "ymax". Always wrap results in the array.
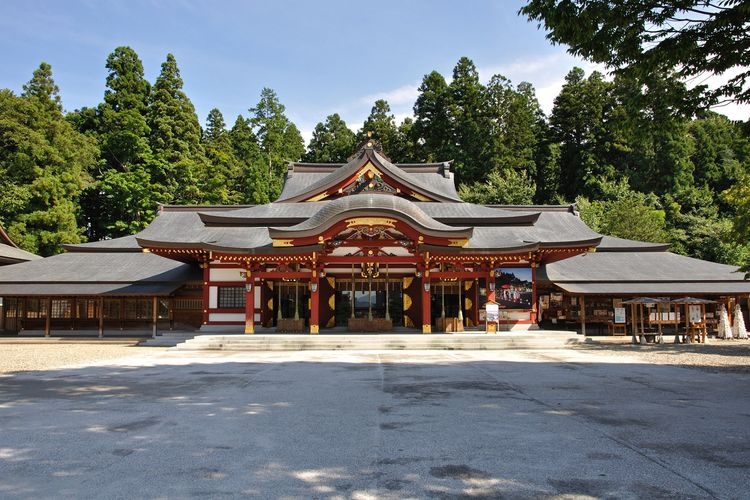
[
  {"xmin": 570, "ymin": 297, "xmax": 577, "ymax": 306},
  {"xmin": 689, "ymin": 305, "xmax": 702, "ymax": 323},
  {"xmin": 539, "ymin": 295, "xmax": 549, "ymax": 309},
  {"xmin": 494, "ymin": 268, "xmax": 533, "ymax": 309},
  {"xmin": 614, "ymin": 307, "xmax": 626, "ymax": 324},
  {"xmin": 486, "ymin": 302, "xmax": 499, "ymax": 322}
]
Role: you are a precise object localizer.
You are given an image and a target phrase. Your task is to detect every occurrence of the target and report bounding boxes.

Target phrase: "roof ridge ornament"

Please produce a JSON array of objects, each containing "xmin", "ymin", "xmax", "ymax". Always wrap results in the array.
[{"xmin": 347, "ymin": 136, "xmax": 390, "ymax": 161}]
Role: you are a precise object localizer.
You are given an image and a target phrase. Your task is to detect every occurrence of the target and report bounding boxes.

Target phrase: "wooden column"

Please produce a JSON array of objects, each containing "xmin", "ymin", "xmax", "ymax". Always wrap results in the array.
[
  {"xmin": 631, "ymin": 304, "xmax": 637, "ymax": 344},
  {"xmin": 487, "ymin": 267, "xmax": 496, "ymax": 303},
  {"xmin": 168, "ymin": 297, "xmax": 174, "ymax": 331},
  {"xmin": 202, "ymin": 262, "xmax": 209, "ymax": 326},
  {"xmin": 310, "ymin": 267, "xmax": 320, "ymax": 334},
  {"xmin": 98, "ymin": 297, "xmax": 104, "ymax": 338},
  {"xmin": 244, "ymin": 270, "xmax": 254, "ymax": 334},
  {"xmin": 0, "ymin": 297, "xmax": 4, "ymax": 331},
  {"xmin": 421, "ymin": 271, "xmax": 431, "ymax": 334},
  {"xmin": 45, "ymin": 297, "xmax": 51, "ymax": 337},
  {"xmin": 152, "ymin": 296, "xmax": 158, "ymax": 338},
  {"xmin": 531, "ymin": 263, "xmax": 538, "ymax": 324}
]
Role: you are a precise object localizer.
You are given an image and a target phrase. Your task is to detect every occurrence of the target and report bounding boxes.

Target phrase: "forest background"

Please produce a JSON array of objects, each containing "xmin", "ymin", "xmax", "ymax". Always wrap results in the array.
[{"xmin": 1, "ymin": 4, "xmax": 749, "ymax": 272}]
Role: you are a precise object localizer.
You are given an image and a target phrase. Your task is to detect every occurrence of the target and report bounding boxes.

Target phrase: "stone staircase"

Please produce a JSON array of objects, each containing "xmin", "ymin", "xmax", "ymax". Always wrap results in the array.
[
  {"xmin": 139, "ymin": 331, "xmax": 202, "ymax": 347},
  {"xmin": 169, "ymin": 331, "xmax": 582, "ymax": 351}
]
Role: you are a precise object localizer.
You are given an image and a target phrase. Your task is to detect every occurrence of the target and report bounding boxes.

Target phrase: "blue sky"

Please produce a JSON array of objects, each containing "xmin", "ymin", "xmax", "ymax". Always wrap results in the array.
[{"xmin": 2, "ymin": 0, "xmax": 745, "ymax": 143}]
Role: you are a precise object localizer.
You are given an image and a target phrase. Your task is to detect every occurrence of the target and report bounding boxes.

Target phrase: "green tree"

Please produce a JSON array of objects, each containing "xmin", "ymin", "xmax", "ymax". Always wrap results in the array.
[
  {"xmin": 520, "ymin": 0, "xmax": 750, "ymax": 107},
  {"xmin": 576, "ymin": 189, "xmax": 669, "ymax": 243},
  {"xmin": 147, "ymin": 53, "xmax": 206, "ymax": 203},
  {"xmin": 458, "ymin": 170, "xmax": 536, "ymax": 205},
  {"xmin": 229, "ymin": 115, "xmax": 268, "ymax": 204},
  {"xmin": 412, "ymin": 70, "xmax": 453, "ymax": 162},
  {"xmin": 248, "ymin": 88, "xmax": 304, "ymax": 200},
  {"xmin": 0, "ymin": 64, "xmax": 97, "ymax": 255},
  {"xmin": 357, "ymin": 99, "xmax": 399, "ymax": 157},
  {"xmin": 200, "ymin": 108, "xmax": 244, "ymax": 204},
  {"xmin": 550, "ymin": 68, "xmax": 619, "ymax": 200},
  {"xmin": 303, "ymin": 113, "xmax": 356, "ymax": 162},
  {"xmin": 724, "ymin": 175, "xmax": 750, "ymax": 273},
  {"xmin": 448, "ymin": 57, "xmax": 489, "ymax": 185}
]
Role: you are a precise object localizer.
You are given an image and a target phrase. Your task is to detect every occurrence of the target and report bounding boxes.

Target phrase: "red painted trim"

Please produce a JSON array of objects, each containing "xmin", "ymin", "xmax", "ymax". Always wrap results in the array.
[
  {"xmin": 323, "ymin": 255, "xmax": 420, "ymax": 264},
  {"xmin": 207, "ymin": 281, "xmax": 246, "ymax": 287},
  {"xmin": 202, "ymin": 265, "xmax": 209, "ymax": 325},
  {"xmin": 207, "ymin": 308, "xmax": 244, "ymax": 314},
  {"xmin": 254, "ymin": 271, "xmax": 310, "ymax": 279}
]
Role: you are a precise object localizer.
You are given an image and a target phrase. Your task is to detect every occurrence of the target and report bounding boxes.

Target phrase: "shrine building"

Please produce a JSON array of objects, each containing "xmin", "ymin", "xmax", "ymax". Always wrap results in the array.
[{"xmin": 0, "ymin": 141, "xmax": 748, "ymax": 336}]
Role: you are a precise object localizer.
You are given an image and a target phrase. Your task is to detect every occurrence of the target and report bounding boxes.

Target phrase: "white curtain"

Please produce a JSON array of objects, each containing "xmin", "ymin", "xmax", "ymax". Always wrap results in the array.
[
  {"xmin": 718, "ymin": 305, "xmax": 732, "ymax": 339},
  {"xmin": 733, "ymin": 304, "xmax": 748, "ymax": 340}
]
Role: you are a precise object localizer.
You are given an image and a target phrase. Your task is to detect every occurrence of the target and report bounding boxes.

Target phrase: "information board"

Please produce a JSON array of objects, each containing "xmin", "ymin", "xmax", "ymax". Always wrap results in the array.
[{"xmin": 614, "ymin": 307, "xmax": 626, "ymax": 324}]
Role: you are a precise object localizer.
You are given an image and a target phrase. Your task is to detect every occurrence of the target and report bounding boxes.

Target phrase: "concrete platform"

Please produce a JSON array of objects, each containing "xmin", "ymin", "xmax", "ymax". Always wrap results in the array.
[{"xmin": 171, "ymin": 331, "xmax": 582, "ymax": 351}]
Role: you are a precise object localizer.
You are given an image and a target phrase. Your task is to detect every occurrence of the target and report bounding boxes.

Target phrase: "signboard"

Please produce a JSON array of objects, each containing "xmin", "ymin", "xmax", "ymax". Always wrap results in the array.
[
  {"xmin": 689, "ymin": 305, "xmax": 702, "ymax": 324},
  {"xmin": 486, "ymin": 302, "xmax": 499, "ymax": 322},
  {"xmin": 614, "ymin": 307, "xmax": 626, "ymax": 324}
]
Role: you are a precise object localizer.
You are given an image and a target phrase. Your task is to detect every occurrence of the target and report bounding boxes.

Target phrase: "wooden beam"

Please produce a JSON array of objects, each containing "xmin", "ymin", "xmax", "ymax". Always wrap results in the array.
[
  {"xmin": 98, "ymin": 297, "xmax": 104, "ymax": 338},
  {"xmin": 152, "ymin": 296, "xmax": 158, "ymax": 338}
]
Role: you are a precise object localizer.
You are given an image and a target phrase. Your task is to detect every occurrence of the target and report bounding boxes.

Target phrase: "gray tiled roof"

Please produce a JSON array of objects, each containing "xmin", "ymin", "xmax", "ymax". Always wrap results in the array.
[
  {"xmin": 63, "ymin": 235, "xmax": 142, "ymax": 252},
  {"xmin": 0, "ymin": 252, "xmax": 199, "ymax": 296},
  {"xmin": 0, "ymin": 243, "xmax": 41, "ymax": 264},
  {"xmin": 277, "ymin": 148, "xmax": 462, "ymax": 202},
  {"xmin": 540, "ymin": 251, "xmax": 748, "ymax": 285}
]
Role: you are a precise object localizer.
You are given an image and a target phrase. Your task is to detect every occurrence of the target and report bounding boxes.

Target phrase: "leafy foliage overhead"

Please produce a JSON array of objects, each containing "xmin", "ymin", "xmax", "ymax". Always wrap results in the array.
[{"xmin": 521, "ymin": 0, "xmax": 750, "ymax": 107}]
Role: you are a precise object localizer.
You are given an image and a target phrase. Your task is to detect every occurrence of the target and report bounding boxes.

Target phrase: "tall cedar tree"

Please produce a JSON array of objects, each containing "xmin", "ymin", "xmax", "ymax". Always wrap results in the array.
[
  {"xmin": 77, "ymin": 47, "xmax": 163, "ymax": 240},
  {"xmin": 0, "ymin": 64, "xmax": 97, "ymax": 255},
  {"xmin": 304, "ymin": 113, "xmax": 356, "ymax": 163},
  {"xmin": 249, "ymin": 88, "xmax": 304, "ymax": 201},
  {"xmin": 412, "ymin": 71, "xmax": 453, "ymax": 162},
  {"xmin": 357, "ymin": 100, "xmax": 399, "ymax": 158},
  {"xmin": 148, "ymin": 53, "xmax": 207, "ymax": 203},
  {"xmin": 448, "ymin": 58, "xmax": 489, "ymax": 185}
]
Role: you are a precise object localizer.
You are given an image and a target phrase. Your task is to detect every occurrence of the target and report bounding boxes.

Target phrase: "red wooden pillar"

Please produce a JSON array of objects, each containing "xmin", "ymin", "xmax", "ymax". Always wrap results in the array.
[
  {"xmin": 531, "ymin": 263, "xmax": 538, "ymax": 324},
  {"xmin": 487, "ymin": 265, "xmax": 496, "ymax": 303},
  {"xmin": 421, "ymin": 270, "xmax": 431, "ymax": 334},
  {"xmin": 202, "ymin": 261, "xmax": 209, "ymax": 326},
  {"xmin": 310, "ymin": 270, "xmax": 320, "ymax": 334},
  {"xmin": 244, "ymin": 269, "xmax": 254, "ymax": 334}
]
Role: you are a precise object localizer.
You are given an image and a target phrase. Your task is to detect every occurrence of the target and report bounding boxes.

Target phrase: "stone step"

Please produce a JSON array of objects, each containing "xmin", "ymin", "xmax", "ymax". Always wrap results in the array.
[
  {"xmin": 140, "ymin": 332, "xmax": 199, "ymax": 347},
  {"xmin": 170, "ymin": 332, "xmax": 581, "ymax": 351}
]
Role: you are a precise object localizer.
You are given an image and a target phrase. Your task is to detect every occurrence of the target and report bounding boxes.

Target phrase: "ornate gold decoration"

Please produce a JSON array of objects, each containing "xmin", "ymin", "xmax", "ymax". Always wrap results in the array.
[
  {"xmin": 403, "ymin": 295, "xmax": 412, "ymax": 311},
  {"xmin": 410, "ymin": 191, "xmax": 431, "ymax": 201},
  {"xmin": 272, "ymin": 239, "xmax": 294, "ymax": 247},
  {"xmin": 466, "ymin": 318, "xmax": 474, "ymax": 327},
  {"xmin": 464, "ymin": 297, "xmax": 473, "ymax": 310},
  {"xmin": 403, "ymin": 276, "xmax": 413, "ymax": 289},
  {"xmin": 448, "ymin": 239, "xmax": 469, "ymax": 247},
  {"xmin": 405, "ymin": 316, "xmax": 414, "ymax": 328},
  {"xmin": 309, "ymin": 324, "xmax": 319, "ymax": 334},
  {"xmin": 326, "ymin": 317, "xmax": 335, "ymax": 328},
  {"xmin": 464, "ymin": 281, "xmax": 473, "ymax": 291},
  {"xmin": 418, "ymin": 236, "xmax": 424, "ymax": 242},
  {"xmin": 244, "ymin": 321, "xmax": 254, "ymax": 334},
  {"xmin": 346, "ymin": 217, "xmax": 397, "ymax": 228},
  {"xmin": 318, "ymin": 236, "xmax": 325, "ymax": 243},
  {"xmin": 328, "ymin": 295, "xmax": 335, "ymax": 310},
  {"xmin": 326, "ymin": 277, "xmax": 335, "ymax": 288},
  {"xmin": 305, "ymin": 191, "xmax": 329, "ymax": 202},
  {"xmin": 422, "ymin": 324, "xmax": 432, "ymax": 334},
  {"xmin": 358, "ymin": 161, "xmax": 383, "ymax": 179},
  {"xmin": 267, "ymin": 281, "xmax": 274, "ymax": 289},
  {"xmin": 267, "ymin": 298, "xmax": 273, "ymax": 310}
]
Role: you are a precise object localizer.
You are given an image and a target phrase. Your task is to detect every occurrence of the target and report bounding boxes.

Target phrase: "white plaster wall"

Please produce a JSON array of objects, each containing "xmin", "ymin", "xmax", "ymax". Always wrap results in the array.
[
  {"xmin": 208, "ymin": 287, "xmax": 218, "ymax": 309},
  {"xmin": 209, "ymin": 313, "xmax": 246, "ymax": 322},
  {"xmin": 254, "ymin": 313, "xmax": 261, "ymax": 322},
  {"xmin": 254, "ymin": 285, "xmax": 260, "ymax": 308},
  {"xmin": 210, "ymin": 268, "xmax": 243, "ymax": 282}
]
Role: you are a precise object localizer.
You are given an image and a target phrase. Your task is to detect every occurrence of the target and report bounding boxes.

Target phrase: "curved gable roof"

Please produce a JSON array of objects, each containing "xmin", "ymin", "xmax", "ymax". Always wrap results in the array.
[
  {"xmin": 268, "ymin": 194, "xmax": 472, "ymax": 240},
  {"xmin": 277, "ymin": 147, "xmax": 462, "ymax": 203}
]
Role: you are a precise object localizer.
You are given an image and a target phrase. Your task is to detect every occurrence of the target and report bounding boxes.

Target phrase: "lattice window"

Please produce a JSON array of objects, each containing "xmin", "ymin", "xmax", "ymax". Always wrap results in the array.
[{"xmin": 218, "ymin": 287, "xmax": 245, "ymax": 309}]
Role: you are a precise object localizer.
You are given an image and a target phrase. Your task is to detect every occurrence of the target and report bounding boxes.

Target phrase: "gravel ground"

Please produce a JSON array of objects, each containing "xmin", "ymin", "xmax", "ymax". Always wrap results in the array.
[
  {"xmin": 0, "ymin": 343, "xmax": 165, "ymax": 374},
  {"xmin": 577, "ymin": 337, "xmax": 750, "ymax": 373},
  {"xmin": 1, "ymin": 337, "xmax": 748, "ymax": 374}
]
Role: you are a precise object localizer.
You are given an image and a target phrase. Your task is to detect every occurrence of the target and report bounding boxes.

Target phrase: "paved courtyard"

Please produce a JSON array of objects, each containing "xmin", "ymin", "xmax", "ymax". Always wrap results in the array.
[{"xmin": 1, "ymin": 347, "xmax": 748, "ymax": 499}]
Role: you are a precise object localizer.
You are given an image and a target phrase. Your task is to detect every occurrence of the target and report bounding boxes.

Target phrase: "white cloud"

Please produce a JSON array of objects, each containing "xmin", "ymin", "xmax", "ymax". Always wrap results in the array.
[{"xmin": 359, "ymin": 83, "xmax": 420, "ymax": 107}]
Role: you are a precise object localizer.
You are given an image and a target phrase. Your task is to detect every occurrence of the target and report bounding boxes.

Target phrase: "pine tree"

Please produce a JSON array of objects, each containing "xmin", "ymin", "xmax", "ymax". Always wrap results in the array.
[
  {"xmin": 357, "ymin": 100, "xmax": 399, "ymax": 156},
  {"xmin": 303, "ymin": 113, "xmax": 356, "ymax": 163},
  {"xmin": 447, "ymin": 57, "xmax": 489, "ymax": 185},
  {"xmin": 1, "ymin": 64, "xmax": 97, "ymax": 255},
  {"xmin": 249, "ymin": 88, "xmax": 304, "ymax": 200},
  {"xmin": 147, "ymin": 53, "xmax": 207, "ymax": 203},
  {"xmin": 412, "ymin": 71, "xmax": 452, "ymax": 162}
]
